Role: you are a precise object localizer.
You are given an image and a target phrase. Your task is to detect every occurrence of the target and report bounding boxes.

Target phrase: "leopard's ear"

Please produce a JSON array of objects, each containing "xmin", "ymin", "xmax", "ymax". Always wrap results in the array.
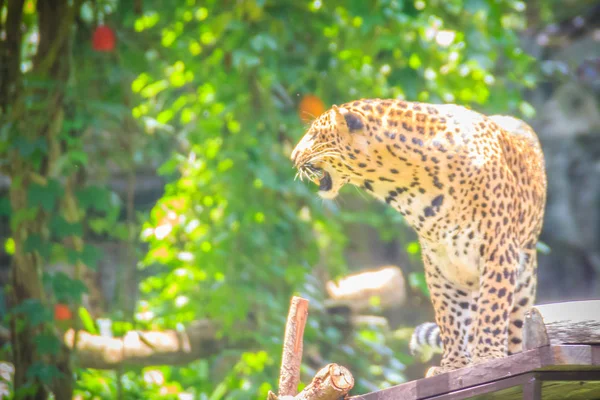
[{"xmin": 332, "ymin": 105, "xmax": 364, "ymax": 133}]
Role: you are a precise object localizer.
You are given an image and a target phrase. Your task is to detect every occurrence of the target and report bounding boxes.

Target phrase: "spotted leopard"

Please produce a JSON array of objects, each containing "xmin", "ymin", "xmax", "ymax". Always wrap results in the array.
[{"xmin": 291, "ymin": 98, "xmax": 547, "ymax": 376}]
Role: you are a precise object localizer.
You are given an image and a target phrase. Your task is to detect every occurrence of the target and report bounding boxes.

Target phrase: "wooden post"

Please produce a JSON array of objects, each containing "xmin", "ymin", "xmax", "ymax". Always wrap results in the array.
[
  {"xmin": 268, "ymin": 296, "xmax": 355, "ymax": 400},
  {"xmin": 522, "ymin": 375, "xmax": 542, "ymax": 400},
  {"xmin": 278, "ymin": 296, "xmax": 310, "ymax": 397}
]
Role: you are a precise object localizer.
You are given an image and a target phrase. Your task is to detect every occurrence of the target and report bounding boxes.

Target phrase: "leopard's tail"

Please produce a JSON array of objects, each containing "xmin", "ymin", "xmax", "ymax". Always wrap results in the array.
[{"xmin": 409, "ymin": 322, "xmax": 443, "ymax": 362}]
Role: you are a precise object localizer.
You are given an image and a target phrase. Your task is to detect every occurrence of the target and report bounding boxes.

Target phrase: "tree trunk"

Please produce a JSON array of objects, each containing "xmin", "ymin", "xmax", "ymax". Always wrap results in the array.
[{"xmin": 3, "ymin": 0, "xmax": 80, "ymax": 398}]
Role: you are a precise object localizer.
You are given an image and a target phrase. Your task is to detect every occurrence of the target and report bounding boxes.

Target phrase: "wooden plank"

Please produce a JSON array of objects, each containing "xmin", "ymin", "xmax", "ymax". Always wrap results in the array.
[
  {"xmin": 349, "ymin": 345, "xmax": 600, "ymax": 400},
  {"xmin": 412, "ymin": 347, "xmax": 544, "ymax": 398},
  {"xmin": 350, "ymin": 349, "xmax": 543, "ymax": 399},
  {"xmin": 422, "ymin": 373, "xmax": 533, "ymax": 400},
  {"xmin": 415, "ymin": 369, "xmax": 600, "ymax": 400}
]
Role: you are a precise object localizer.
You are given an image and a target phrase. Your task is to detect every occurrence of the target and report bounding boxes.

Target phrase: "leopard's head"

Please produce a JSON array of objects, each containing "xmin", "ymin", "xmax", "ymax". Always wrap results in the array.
[{"xmin": 291, "ymin": 104, "xmax": 370, "ymax": 199}]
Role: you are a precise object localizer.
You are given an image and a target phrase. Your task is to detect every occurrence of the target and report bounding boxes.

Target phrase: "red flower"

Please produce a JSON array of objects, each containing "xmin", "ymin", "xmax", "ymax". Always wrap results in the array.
[
  {"xmin": 54, "ymin": 303, "xmax": 72, "ymax": 321},
  {"xmin": 92, "ymin": 25, "xmax": 116, "ymax": 52}
]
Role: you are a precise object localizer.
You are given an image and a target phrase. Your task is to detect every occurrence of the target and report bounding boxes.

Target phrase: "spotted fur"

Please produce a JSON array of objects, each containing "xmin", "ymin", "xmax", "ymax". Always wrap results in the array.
[{"xmin": 291, "ymin": 99, "xmax": 547, "ymax": 376}]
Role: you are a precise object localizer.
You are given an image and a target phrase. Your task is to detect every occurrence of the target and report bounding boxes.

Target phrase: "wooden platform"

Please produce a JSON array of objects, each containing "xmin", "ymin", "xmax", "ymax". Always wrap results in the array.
[
  {"xmin": 351, "ymin": 300, "xmax": 600, "ymax": 400},
  {"xmin": 351, "ymin": 344, "xmax": 600, "ymax": 399}
]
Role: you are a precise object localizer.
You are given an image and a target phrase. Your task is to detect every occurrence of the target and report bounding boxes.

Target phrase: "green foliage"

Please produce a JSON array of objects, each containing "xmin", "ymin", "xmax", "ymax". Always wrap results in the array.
[
  {"xmin": 27, "ymin": 180, "xmax": 63, "ymax": 212},
  {"xmin": 44, "ymin": 272, "xmax": 88, "ymax": 303},
  {"xmin": 10, "ymin": 300, "xmax": 53, "ymax": 328},
  {"xmin": 25, "ymin": 362, "xmax": 63, "ymax": 386}
]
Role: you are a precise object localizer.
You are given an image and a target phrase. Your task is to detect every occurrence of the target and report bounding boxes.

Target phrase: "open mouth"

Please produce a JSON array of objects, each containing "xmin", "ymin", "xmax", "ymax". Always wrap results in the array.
[
  {"xmin": 296, "ymin": 163, "xmax": 333, "ymax": 192},
  {"xmin": 319, "ymin": 171, "xmax": 332, "ymax": 191}
]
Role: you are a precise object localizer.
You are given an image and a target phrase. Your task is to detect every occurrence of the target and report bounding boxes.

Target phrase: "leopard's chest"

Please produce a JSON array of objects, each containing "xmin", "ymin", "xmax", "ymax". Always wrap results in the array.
[{"xmin": 422, "ymin": 233, "xmax": 481, "ymax": 290}]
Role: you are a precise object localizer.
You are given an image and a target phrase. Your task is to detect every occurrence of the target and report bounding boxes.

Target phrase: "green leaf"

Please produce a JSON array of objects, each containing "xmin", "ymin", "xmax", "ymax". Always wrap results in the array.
[
  {"xmin": 4, "ymin": 238, "xmax": 14, "ymax": 255},
  {"xmin": 68, "ymin": 150, "xmax": 88, "ymax": 166},
  {"xmin": 76, "ymin": 186, "xmax": 110, "ymax": 212},
  {"xmin": 49, "ymin": 215, "xmax": 83, "ymax": 239},
  {"xmin": 27, "ymin": 179, "xmax": 63, "ymax": 212},
  {"xmin": 0, "ymin": 196, "xmax": 10, "ymax": 216},
  {"xmin": 34, "ymin": 332, "xmax": 61, "ymax": 356},
  {"xmin": 26, "ymin": 362, "xmax": 63, "ymax": 385},
  {"xmin": 78, "ymin": 307, "xmax": 98, "ymax": 334},
  {"xmin": 79, "ymin": 244, "xmax": 102, "ymax": 270},
  {"xmin": 406, "ymin": 241, "xmax": 420, "ymax": 255},
  {"xmin": 11, "ymin": 299, "xmax": 53, "ymax": 327},
  {"xmin": 49, "ymin": 271, "xmax": 88, "ymax": 303},
  {"xmin": 408, "ymin": 53, "xmax": 422, "ymax": 69},
  {"xmin": 9, "ymin": 136, "xmax": 47, "ymax": 157},
  {"xmin": 24, "ymin": 234, "xmax": 52, "ymax": 260}
]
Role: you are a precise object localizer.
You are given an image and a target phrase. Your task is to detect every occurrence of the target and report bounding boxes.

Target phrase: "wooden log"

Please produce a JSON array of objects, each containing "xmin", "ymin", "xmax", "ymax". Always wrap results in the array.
[
  {"xmin": 269, "ymin": 364, "xmax": 354, "ymax": 400},
  {"xmin": 524, "ymin": 300, "xmax": 600, "ymax": 349},
  {"xmin": 295, "ymin": 364, "xmax": 354, "ymax": 400},
  {"xmin": 62, "ymin": 319, "xmax": 222, "ymax": 369},
  {"xmin": 325, "ymin": 266, "xmax": 406, "ymax": 313}
]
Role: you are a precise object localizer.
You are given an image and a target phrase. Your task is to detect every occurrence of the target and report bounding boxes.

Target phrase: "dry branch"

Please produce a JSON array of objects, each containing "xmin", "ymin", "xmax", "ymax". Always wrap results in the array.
[{"xmin": 278, "ymin": 296, "xmax": 310, "ymax": 397}]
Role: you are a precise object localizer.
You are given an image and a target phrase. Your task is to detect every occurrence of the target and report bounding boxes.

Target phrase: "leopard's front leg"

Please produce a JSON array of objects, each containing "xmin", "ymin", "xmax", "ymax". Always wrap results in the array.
[
  {"xmin": 422, "ymin": 250, "xmax": 474, "ymax": 376},
  {"xmin": 470, "ymin": 241, "xmax": 519, "ymax": 364}
]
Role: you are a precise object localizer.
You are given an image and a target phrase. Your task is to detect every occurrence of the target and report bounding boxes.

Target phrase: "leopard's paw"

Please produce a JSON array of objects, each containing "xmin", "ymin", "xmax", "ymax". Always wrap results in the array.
[
  {"xmin": 425, "ymin": 365, "xmax": 458, "ymax": 377},
  {"xmin": 425, "ymin": 359, "xmax": 471, "ymax": 377},
  {"xmin": 472, "ymin": 350, "xmax": 507, "ymax": 365},
  {"xmin": 425, "ymin": 366, "xmax": 444, "ymax": 377}
]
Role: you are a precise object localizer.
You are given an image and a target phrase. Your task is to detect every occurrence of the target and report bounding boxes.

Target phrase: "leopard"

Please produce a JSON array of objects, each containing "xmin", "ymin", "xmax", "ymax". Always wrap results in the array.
[{"xmin": 291, "ymin": 98, "xmax": 547, "ymax": 376}]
